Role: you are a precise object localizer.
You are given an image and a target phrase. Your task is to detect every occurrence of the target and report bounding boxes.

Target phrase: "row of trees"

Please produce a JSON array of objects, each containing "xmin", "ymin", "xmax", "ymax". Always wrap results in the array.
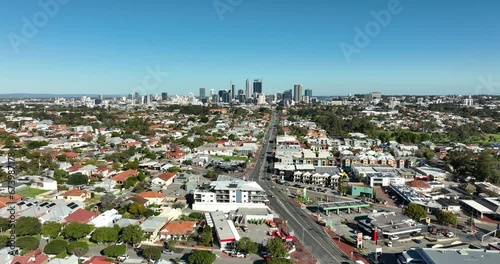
[{"xmin": 447, "ymin": 149, "xmax": 500, "ymax": 184}]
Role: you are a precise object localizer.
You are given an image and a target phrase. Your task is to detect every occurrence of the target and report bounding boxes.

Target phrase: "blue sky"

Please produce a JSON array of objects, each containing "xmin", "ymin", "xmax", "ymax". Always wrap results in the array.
[{"xmin": 0, "ymin": 0, "xmax": 499, "ymax": 96}]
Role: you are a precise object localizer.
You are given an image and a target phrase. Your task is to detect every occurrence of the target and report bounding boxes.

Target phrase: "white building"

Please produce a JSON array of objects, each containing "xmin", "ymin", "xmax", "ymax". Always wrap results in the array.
[
  {"xmin": 193, "ymin": 179, "xmax": 268, "ymax": 212},
  {"xmin": 89, "ymin": 209, "xmax": 121, "ymax": 228},
  {"xmin": 209, "ymin": 211, "xmax": 240, "ymax": 250}
]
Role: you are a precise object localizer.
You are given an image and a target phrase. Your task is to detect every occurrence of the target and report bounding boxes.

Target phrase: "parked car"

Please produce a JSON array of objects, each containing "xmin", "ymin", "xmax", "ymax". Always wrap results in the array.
[
  {"xmin": 232, "ymin": 252, "xmax": 245, "ymax": 258},
  {"xmin": 446, "ymin": 232, "xmax": 455, "ymax": 237},
  {"xmin": 413, "ymin": 239, "xmax": 422, "ymax": 244},
  {"xmin": 116, "ymin": 240, "xmax": 123, "ymax": 245},
  {"xmin": 363, "ymin": 236, "xmax": 371, "ymax": 240},
  {"xmin": 162, "ymin": 249, "xmax": 174, "ymax": 254},
  {"xmin": 387, "ymin": 241, "xmax": 393, "ymax": 247},
  {"xmin": 390, "ymin": 235, "xmax": 400, "ymax": 241}
]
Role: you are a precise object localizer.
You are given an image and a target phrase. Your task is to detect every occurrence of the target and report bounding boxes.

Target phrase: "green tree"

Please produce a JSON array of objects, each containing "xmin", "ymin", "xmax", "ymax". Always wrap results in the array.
[
  {"xmin": 121, "ymin": 225, "xmax": 143, "ymax": 245},
  {"xmin": 236, "ymin": 237, "xmax": 258, "ymax": 254},
  {"xmin": 67, "ymin": 241, "xmax": 89, "ymax": 256},
  {"xmin": 66, "ymin": 173, "xmax": 89, "ymax": 185},
  {"xmin": 171, "ymin": 202, "xmax": 185, "ymax": 209},
  {"xmin": 61, "ymin": 222, "xmax": 94, "ymax": 240},
  {"xmin": 475, "ymin": 150, "xmax": 500, "ymax": 183},
  {"xmin": 99, "ymin": 193, "xmax": 118, "ymax": 212},
  {"xmin": 404, "ymin": 202, "xmax": 427, "ymax": 221},
  {"xmin": 41, "ymin": 222, "xmax": 62, "ymax": 239},
  {"xmin": 0, "ymin": 235, "xmax": 9, "ymax": 248},
  {"xmin": 0, "ymin": 217, "xmax": 10, "ymax": 232},
  {"xmin": 91, "ymin": 226, "xmax": 120, "ymax": 243},
  {"xmin": 143, "ymin": 246, "xmax": 162, "ymax": 261},
  {"xmin": 266, "ymin": 258, "xmax": 293, "ymax": 264},
  {"xmin": 15, "ymin": 216, "xmax": 41, "ymax": 236},
  {"xmin": 188, "ymin": 250, "xmax": 216, "ymax": 264},
  {"xmin": 53, "ymin": 169, "xmax": 68, "ymax": 184},
  {"xmin": 102, "ymin": 245, "xmax": 126, "ymax": 257},
  {"xmin": 164, "ymin": 240, "xmax": 176, "ymax": 250},
  {"xmin": 200, "ymin": 226, "xmax": 212, "ymax": 246},
  {"xmin": 435, "ymin": 210, "xmax": 458, "ymax": 226},
  {"xmin": 266, "ymin": 238, "xmax": 287, "ymax": 258},
  {"xmin": 44, "ymin": 239, "xmax": 68, "ymax": 255},
  {"xmin": 128, "ymin": 203, "xmax": 147, "ymax": 216},
  {"xmin": 16, "ymin": 236, "xmax": 40, "ymax": 251}
]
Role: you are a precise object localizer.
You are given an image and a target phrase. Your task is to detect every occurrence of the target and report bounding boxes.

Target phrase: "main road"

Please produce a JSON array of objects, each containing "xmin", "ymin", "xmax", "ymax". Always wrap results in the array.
[{"xmin": 249, "ymin": 109, "xmax": 351, "ymax": 264}]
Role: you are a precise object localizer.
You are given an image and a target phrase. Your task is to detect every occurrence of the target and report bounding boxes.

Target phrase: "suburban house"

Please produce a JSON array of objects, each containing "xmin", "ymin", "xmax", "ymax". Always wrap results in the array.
[
  {"xmin": 10, "ymin": 248, "xmax": 49, "ymax": 264},
  {"xmin": 62, "ymin": 208, "xmax": 98, "ymax": 224},
  {"xmin": 84, "ymin": 256, "xmax": 114, "ymax": 264},
  {"xmin": 159, "ymin": 221, "xmax": 197, "ymax": 240},
  {"xmin": 152, "ymin": 172, "xmax": 176, "ymax": 187},
  {"xmin": 89, "ymin": 209, "xmax": 121, "ymax": 228},
  {"xmin": 140, "ymin": 216, "xmax": 169, "ymax": 242},
  {"xmin": 127, "ymin": 195, "xmax": 150, "ymax": 207},
  {"xmin": 55, "ymin": 189, "xmax": 91, "ymax": 202},
  {"xmin": 110, "ymin": 169, "xmax": 138, "ymax": 184},
  {"xmin": 47, "ymin": 255, "xmax": 79, "ymax": 264},
  {"xmin": 138, "ymin": 191, "xmax": 166, "ymax": 204}
]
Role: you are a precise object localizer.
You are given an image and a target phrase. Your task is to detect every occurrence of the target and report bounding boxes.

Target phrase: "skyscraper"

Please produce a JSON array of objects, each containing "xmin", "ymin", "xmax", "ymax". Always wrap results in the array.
[
  {"xmin": 199, "ymin": 88, "xmax": 206, "ymax": 100},
  {"xmin": 253, "ymin": 79, "xmax": 262, "ymax": 95},
  {"xmin": 245, "ymin": 79, "xmax": 251, "ymax": 98},
  {"xmin": 293, "ymin": 84, "xmax": 303, "ymax": 102},
  {"xmin": 305, "ymin": 89, "xmax": 312, "ymax": 97},
  {"xmin": 230, "ymin": 81, "xmax": 235, "ymax": 100},
  {"xmin": 161, "ymin": 92, "xmax": 168, "ymax": 100}
]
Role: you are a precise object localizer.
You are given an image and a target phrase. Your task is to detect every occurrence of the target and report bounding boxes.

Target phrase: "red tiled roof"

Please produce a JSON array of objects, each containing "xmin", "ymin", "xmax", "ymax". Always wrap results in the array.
[
  {"xmin": 66, "ymin": 164, "xmax": 84, "ymax": 172},
  {"xmin": 139, "ymin": 191, "xmax": 166, "ymax": 198},
  {"xmin": 64, "ymin": 208, "xmax": 98, "ymax": 224},
  {"xmin": 407, "ymin": 180, "xmax": 431, "ymax": 189},
  {"xmin": 157, "ymin": 172, "xmax": 176, "ymax": 182},
  {"xmin": 61, "ymin": 189, "xmax": 88, "ymax": 197},
  {"xmin": 11, "ymin": 248, "xmax": 48, "ymax": 264},
  {"xmin": 159, "ymin": 221, "xmax": 196, "ymax": 235},
  {"xmin": 62, "ymin": 152, "xmax": 79, "ymax": 158},
  {"xmin": 110, "ymin": 169, "xmax": 138, "ymax": 182},
  {"xmin": 85, "ymin": 256, "xmax": 114, "ymax": 264}
]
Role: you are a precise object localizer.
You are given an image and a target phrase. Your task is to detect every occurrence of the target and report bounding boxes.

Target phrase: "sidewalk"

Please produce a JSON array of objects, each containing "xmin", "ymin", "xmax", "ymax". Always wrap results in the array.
[{"xmin": 324, "ymin": 227, "xmax": 370, "ymax": 264}]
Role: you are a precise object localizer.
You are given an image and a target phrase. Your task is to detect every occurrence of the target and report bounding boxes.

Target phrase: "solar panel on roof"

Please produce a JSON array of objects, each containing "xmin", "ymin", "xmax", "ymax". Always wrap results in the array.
[
  {"xmin": 25, "ymin": 203, "xmax": 33, "ymax": 207},
  {"xmin": 39, "ymin": 202, "xmax": 49, "ymax": 207},
  {"xmin": 68, "ymin": 203, "xmax": 79, "ymax": 209},
  {"xmin": 48, "ymin": 203, "xmax": 56, "ymax": 208},
  {"xmin": 18, "ymin": 202, "xmax": 25, "ymax": 206}
]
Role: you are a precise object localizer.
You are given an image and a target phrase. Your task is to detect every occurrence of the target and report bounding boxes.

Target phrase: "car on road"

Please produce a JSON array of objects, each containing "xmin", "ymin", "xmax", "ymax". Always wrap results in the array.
[
  {"xmin": 413, "ymin": 239, "xmax": 422, "ymax": 244},
  {"xmin": 116, "ymin": 240, "xmax": 123, "ymax": 245},
  {"xmin": 446, "ymin": 232, "xmax": 455, "ymax": 237},
  {"xmin": 232, "ymin": 252, "xmax": 246, "ymax": 258},
  {"xmin": 363, "ymin": 236, "xmax": 371, "ymax": 240},
  {"xmin": 117, "ymin": 254, "xmax": 129, "ymax": 262},
  {"xmin": 162, "ymin": 249, "xmax": 174, "ymax": 254},
  {"xmin": 387, "ymin": 241, "xmax": 393, "ymax": 247},
  {"xmin": 390, "ymin": 235, "xmax": 400, "ymax": 240}
]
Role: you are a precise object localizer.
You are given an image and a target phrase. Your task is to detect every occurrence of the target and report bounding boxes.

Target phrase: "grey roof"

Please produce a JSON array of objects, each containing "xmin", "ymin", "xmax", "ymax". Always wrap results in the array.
[
  {"xmin": 416, "ymin": 248, "xmax": 500, "ymax": 264},
  {"xmin": 235, "ymin": 207, "xmax": 270, "ymax": 216},
  {"xmin": 115, "ymin": 218, "xmax": 140, "ymax": 228},
  {"xmin": 140, "ymin": 216, "xmax": 168, "ymax": 232}
]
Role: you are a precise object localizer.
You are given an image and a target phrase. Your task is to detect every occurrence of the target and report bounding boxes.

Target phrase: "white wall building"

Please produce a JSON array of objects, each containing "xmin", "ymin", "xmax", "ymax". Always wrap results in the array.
[{"xmin": 193, "ymin": 179, "xmax": 268, "ymax": 212}]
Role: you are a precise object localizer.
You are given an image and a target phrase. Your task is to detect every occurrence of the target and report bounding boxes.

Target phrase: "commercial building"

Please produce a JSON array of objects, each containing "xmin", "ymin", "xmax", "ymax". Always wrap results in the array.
[
  {"xmin": 245, "ymin": 79, "xmax": 251, "ymax": 98},
  {"xmin": 398, "ymin": 248, "xmax": 500, "ymax": 264},
  {"xmin": 351, "ymin": 165, "xmax": 405, "ymax": 187},
  {"xmin": 209, "ymin": 211, "xmax": 240, "ymax": 250},
  {"xmin": 293, "ymin": 84, "xmax": 303, "ymax": 102},
  {"xmin": 356, "ymin": 211, "xmax": 422, "ymax": 238},
  {"xmin": 192, "ymin": 179, "xmax": 268, "ymax": 212},
  {"xmin": 253, "ymin": 79, "xmax": 262, "ymax": 95},
  {"xmin": 305, "ymin": 89, "xmax": 313, "ymax": 97},
  {"xmin": 199, "ymin": 88, "xmax": 206, "ymax": 100}
]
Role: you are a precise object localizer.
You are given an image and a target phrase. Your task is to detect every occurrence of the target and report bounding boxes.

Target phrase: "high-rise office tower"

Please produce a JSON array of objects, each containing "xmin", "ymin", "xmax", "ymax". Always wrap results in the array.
[
  {"xmin": 253, "ymin": 79, "xmax": 262, "ymax": 95},
  {"xmin": 305, "ymin": 89, "xmax": 312, "ymax": 97},
  {"xmin": 276, "ymin": 92, "xmax": 283, "ymax": 101},
  {"xmin": 230, "ymin": 81, "xmax": 235, "ymax": 99},
  {"xmin": 294, "ymin": 84, "xmax": 303, "ymax": 102},
  {"xmin": 161, "ymin": 92, "xmax": 168, "ymax": 100},
  {"xmin": 127, "ymin": 94, "xmax": 133, "ymax": 100},
  {"xmin": 283, "ymin": 89, "xmax": 293, "ymax": 102},
  {"xmin": 245, "ymin": 79, "xmax": 251, "ymax": 98},
  {"xmin": 199, "ymin": 88, "xmax": 206, "ymax": 100},
  {"xmin": 134, "ymin": 92, "xmax": 141, "ymax": 104}
]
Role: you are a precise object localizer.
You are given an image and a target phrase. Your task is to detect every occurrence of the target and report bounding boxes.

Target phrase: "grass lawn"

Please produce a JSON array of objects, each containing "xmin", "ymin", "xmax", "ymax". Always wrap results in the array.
[{"xmin": 17, "ymin": 187, "xmax": 48, "ymax": 198}]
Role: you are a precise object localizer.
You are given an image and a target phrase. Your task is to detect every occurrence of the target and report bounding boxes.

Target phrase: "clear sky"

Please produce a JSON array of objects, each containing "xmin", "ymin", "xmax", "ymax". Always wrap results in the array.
[{"xmin": 0, "ymin": 0, "xmax": 499, "ymax": 96}]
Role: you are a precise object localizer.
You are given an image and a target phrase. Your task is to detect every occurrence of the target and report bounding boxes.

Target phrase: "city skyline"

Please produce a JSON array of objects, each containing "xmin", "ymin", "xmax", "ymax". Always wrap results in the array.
[{"xmin": 1, "ymin": 0, "xmax": 499, "ymax": 95}]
